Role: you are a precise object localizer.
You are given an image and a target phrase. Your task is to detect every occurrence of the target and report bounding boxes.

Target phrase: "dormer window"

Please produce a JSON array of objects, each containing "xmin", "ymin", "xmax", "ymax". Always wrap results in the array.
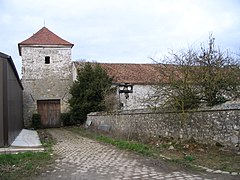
[{"xmin": 45, "ymin": 56, "xmax": 50, "ymax": 64}]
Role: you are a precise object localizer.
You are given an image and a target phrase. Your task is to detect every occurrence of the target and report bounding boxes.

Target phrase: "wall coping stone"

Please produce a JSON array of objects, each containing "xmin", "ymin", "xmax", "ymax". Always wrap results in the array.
[{"xmin": 88, "ymin": 108, "xmax": 240, "ymax": 117}]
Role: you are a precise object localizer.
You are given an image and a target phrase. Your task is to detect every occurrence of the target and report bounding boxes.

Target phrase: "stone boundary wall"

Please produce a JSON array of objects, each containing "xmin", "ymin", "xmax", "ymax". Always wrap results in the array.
[{"xmin": 87, "ymin": 109, "xmax": 240, "ymax": 149}]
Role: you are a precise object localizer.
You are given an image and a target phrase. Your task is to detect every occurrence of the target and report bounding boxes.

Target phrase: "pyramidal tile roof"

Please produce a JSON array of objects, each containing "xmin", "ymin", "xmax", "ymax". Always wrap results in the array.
[{"xmin": 18, "ymin": 27, "xmax": 73, "ymax": 55}]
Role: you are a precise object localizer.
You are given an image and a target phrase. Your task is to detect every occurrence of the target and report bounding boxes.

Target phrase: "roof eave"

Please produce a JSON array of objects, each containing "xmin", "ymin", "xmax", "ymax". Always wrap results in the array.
[
  {"xmin": 0, "ymin": 52, "xmax": 23, "ymax": 89},
  {"xmin": 18, "ymin": 43, "xmax": 74, "ymax": 56}
]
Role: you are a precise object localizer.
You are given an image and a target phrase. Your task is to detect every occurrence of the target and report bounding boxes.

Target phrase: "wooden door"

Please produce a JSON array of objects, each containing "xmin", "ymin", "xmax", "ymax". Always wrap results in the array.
[{"xmin": 37, "ymin": 100, "xmax": 61, "ymax": 128}]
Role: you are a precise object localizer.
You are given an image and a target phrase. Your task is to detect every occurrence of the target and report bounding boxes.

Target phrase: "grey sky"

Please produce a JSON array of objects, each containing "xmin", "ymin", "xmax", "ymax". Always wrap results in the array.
[{"xmin": 0, "ymin": 0, "xmax": 240, "ymax": 75}]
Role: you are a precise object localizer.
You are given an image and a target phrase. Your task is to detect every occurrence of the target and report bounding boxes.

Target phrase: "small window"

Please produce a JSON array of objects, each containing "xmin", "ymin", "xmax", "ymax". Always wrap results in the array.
[{"xmin": 45, "ymin": 56, "xmax": 50, "ymax": 64}]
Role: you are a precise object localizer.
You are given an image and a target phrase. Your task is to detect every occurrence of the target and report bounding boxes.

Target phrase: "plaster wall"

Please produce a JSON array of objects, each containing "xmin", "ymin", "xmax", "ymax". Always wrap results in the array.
[{"xmin": 119, "ymin": 85, "xmax": 157, "ymax": 110}]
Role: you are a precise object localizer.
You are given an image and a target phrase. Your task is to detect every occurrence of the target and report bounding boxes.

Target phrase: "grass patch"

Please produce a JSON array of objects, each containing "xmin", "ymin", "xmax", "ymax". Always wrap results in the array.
[
  {"xmin": 184, "ymin": 155, "xmax": 195, "ymax": 162},
  {"xmin": 0, "ymin": 151, "xmax": 51, "ymax": 180},
  {"xmin": 96, "ymin": 135, "xmax": 154, "ymax": 156},
  {"xmin": 67, "ymin": 126, "xmax": 154, "ymax": 156},
  {"xmin": 38, "ymin": 129, "xmax": 55, "ymax": 151},
  {"xmin": 0, "ymin": 129, "xmax": 55, "ymax": 180}
]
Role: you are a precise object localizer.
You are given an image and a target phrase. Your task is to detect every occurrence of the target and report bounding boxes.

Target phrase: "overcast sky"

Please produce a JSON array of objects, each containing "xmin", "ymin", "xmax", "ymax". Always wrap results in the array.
[{"xmin": 1, "ymin": 0, "xmax": 240, "ymax": 75}]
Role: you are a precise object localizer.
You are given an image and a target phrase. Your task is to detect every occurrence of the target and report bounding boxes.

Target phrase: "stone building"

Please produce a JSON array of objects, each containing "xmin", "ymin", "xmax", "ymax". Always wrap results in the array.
[
  {"xmin": 73, "ymin": 62, "xmax": 162, "ymax": 110},
  {"xmin": 19, "ymin": 27, "xmax": 162, "ymax": 127},
  {"xmin": 19, "ymin": 27, "xmax": 74, "ymax": 127}
]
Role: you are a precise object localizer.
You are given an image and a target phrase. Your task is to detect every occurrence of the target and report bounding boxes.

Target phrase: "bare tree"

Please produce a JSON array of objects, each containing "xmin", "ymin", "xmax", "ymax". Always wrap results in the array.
[
  {"xmin": 195, "ymin": 36, "xmax": 240, "ymax": 105},
  {"xmin": 149, "ymin": 36, "xmax": 240, "ymax": 111},
  {"xmin": 149, "ymin": 49, "xmax": 200, "ymax": 112}
]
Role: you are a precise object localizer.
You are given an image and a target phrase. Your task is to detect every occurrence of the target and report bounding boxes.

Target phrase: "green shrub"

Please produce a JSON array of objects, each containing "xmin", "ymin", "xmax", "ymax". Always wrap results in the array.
[
  {"xmin": 32, "ymin": 113, "xmax": 41, "ymax": 129},
  {"xmin": 60, "ymin": 113, "xmax": 75, "ymax": 126},
  {"xmin": 69, "ymin": 63, "xmax": 113, "ymax": 124}
]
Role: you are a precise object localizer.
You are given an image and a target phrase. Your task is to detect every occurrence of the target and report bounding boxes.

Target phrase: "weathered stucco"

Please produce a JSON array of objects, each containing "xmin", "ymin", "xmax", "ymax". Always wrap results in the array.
[
  {"xmin": 118, "ymin": 85, "xmax": 155, "ymax": 110},
  {"xmin": 21, "ymin": 46, "xmax": 73, "ymax": 127},
  {"xmin": 88, "ymin": 109, "xmax": 240, "ymax": 149}
]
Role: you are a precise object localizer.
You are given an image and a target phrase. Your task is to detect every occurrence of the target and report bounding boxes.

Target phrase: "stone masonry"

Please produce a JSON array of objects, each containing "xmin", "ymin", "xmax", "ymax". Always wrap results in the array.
[
  {"xmin": 118, "ymin": 85, "xmax": 155, "ymax": 110},
  {"xmin": 88, "ymin": 109, "xmax": 240, "ymax": 149},
  {"xmin": 19, "ymin": 27, "xmax": 74, "ymax": 127},
  {"xmin": 20, "ymin": 46, "xmax": 73, "ymax": 127}
]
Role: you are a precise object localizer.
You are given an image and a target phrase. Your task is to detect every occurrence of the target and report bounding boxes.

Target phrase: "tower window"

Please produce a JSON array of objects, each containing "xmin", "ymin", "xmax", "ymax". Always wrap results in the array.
[{"xmin": 45, "ymin": 56, "xmax": 50, "ymax": 64}]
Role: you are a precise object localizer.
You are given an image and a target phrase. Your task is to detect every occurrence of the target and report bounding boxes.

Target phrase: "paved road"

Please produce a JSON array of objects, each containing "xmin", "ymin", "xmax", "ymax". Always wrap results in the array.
[{"xmin": 35, "ymin": 129, "xmax": 238, "ymax": 180}]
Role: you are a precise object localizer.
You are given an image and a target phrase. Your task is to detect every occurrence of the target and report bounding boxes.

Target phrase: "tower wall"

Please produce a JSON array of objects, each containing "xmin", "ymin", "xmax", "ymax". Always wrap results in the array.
[{"xmin": 21, "ymin": 46, "xmax": 73, "ymax": 127}]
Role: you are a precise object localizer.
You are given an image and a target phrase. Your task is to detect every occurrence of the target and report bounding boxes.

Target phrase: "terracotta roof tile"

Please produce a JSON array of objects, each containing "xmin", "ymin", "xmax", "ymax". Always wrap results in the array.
[
  {"xmin": 18, "ymin": 27, "xmax": 73, "ymax": 55},
  {"xmin": 100, "ymin": 63, "xmax": 160, "ymax": 84},
  {"xmin": 74, "ymin": 62, "xmax": 171, "ymax": 85},
  {"xmin": 19, "ymin": 27, "xmax": 73, "ymax": 46}
]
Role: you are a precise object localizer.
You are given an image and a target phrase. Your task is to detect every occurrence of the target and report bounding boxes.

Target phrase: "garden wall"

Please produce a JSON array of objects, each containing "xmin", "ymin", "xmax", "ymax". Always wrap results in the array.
[{"xmin": 87, "ymin": 109, "xmax": 240, "ymax": 149}]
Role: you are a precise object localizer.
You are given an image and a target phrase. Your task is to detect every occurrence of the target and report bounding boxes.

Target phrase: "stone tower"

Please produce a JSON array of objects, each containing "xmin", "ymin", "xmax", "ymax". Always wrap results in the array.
[{"xmin": 18, "ymin": 27, "xmax": 74, "ymax": 127}]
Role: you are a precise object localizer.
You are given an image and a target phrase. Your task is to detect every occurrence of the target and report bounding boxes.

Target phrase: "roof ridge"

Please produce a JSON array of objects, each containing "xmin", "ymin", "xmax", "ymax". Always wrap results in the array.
[{"xmin": 73, "ymin": 61, "xmax": 157, "ymax": 65}]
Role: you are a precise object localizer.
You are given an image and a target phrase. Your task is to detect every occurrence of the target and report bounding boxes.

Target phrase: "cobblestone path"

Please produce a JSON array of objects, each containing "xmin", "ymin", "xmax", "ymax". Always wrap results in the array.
[{"xmin": 35, "ymin": 128, "xmax": 237, "ymax": 180}]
